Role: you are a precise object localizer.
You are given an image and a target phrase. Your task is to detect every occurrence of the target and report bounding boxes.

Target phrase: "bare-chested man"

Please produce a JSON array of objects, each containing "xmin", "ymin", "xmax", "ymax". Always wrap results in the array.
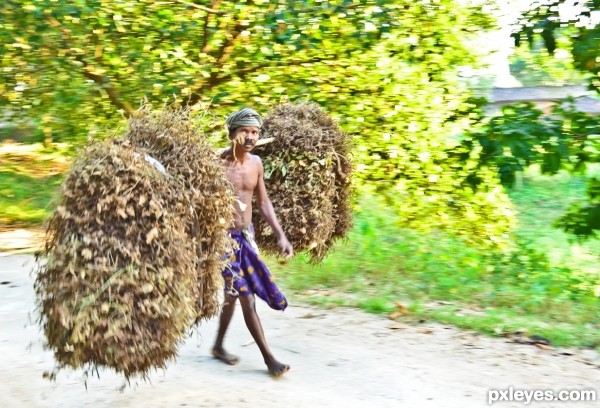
[{"xmin": 212, "ymin": 108, "xmax": 293, "ymax": 378}]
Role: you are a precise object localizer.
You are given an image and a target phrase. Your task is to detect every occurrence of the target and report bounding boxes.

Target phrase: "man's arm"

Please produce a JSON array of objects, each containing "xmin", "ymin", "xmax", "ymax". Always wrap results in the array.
[{"xmin": 254, "ymin": 157, "xmax": 293, "ymax": 258}]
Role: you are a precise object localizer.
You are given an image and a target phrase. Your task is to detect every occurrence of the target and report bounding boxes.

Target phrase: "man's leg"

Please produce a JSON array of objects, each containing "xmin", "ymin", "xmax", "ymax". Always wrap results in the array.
[
  {"xmin": 238, "ymin": 294, "xmax": 290, "ymax": 378},
  {"xmin": 212, "ymin": 295, "xmax": 240, "ymax": 365}
]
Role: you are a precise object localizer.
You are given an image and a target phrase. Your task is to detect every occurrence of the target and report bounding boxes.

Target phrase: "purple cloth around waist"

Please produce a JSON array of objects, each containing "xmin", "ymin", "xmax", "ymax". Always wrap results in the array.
[{"xmin": 222, "ymin": 226, "xmax": 288, "ymax": 311}]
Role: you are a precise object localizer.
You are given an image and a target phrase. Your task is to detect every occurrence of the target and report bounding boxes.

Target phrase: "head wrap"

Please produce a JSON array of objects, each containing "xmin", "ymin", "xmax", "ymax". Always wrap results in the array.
[{"xmin": 225, "ymin": 108, "xmax": 263, "ymax": 133}]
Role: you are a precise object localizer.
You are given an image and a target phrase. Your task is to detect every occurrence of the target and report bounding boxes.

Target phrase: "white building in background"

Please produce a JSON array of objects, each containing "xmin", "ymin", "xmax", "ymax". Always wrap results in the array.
[
  {"xmin": 485, "ymin": 0, "xmax": 591, "ymax": 89},
  {"xmin": 484, "ymin": 0, "xmax": 531, "ymax": 88},
  {"xmin": 475, "ymin": 0, "xmax": 600, "ymax": 114}
]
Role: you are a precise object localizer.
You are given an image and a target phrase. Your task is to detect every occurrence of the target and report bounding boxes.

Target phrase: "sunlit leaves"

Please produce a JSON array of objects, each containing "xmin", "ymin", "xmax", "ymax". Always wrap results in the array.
[
  {"xmin": 515, "ymin": 1, "xmax": 600, "ymax": 91},
  {"xmin": 555, "ymin": 178, "xmax": 600, "ymax": 239},
  {"xmin": 461, "ymin": 100, "xmax": 600, "ymax": 241},
  {"xmin": 0, "ymin": 0, "xmax": 517, "ymax": 245}
]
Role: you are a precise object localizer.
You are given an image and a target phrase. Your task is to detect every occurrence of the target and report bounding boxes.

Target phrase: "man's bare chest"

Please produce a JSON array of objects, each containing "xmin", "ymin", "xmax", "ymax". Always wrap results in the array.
[{"xmin": 225, "ymin": 164, "xmax": 258, "ymax": 192}]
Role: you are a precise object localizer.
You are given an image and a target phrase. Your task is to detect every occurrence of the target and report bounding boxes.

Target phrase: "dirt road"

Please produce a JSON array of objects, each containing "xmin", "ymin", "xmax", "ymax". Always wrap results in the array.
[{"xmin": 1, "ymin": 254, "xmax": 598, "ymax": 408}]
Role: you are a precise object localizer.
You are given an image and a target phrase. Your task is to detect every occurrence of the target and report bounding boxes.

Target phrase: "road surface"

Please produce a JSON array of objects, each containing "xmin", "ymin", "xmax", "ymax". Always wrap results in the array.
[{"xmin": 1, "ymin": 254, "xmax": 598, "ymax": 408}]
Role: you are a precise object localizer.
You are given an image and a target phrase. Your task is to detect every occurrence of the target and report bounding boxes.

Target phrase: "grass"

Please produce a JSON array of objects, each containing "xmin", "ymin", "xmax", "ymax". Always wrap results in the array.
[
  {"xmin": 509, "ymin": 167, "xmax": 600, "ymax": 273},
  {"xmin": 1, "ymin": 141, "xmax": 599, "ymax": 350},
  {"xmin": 269, "ymin": 168, "xmax": 600, "ymax": 350},
  {"xmin": 0, "ymin": 142, "xmax": 67, "ymax": 226}
]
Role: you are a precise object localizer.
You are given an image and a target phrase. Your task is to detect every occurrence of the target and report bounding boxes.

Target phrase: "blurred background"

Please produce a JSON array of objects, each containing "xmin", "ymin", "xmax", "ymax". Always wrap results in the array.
[{"xmin": 1, "ymin": 0, "xmax": 599, "ymax": 350}]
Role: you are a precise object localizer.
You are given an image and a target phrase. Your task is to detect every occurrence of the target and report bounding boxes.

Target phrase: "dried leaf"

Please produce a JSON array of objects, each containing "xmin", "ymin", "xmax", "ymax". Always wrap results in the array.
[
  {"xmin": 145, "ymin": 227, "xmax": 159, "ymax": 244},
  {"xmin": 81, "ymin": 248, "xmax": 92, "ymax": 260}
]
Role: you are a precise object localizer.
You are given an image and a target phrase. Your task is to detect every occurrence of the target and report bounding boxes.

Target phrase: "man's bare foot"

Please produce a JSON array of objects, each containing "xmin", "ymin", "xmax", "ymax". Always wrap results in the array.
[
  {"xmin": 266, "ymin": 360, "xmax": 290, "ymax": 378},
  {"xmin": 212, "ymin": 347, "xmax": 240, "ymax": 365}
]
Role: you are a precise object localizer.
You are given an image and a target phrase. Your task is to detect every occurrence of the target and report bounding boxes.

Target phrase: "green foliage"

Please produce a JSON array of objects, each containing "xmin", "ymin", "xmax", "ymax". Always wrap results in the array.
[
  {"xmin": 457, "ymin": 100, "xmax": 600, "ymax": 241},
  {"xmin": 509, "ymin": 1, "xmax": 600, "ymax": 241},
  {"xmin": 514, "ymin": 0, "xmax": 600, "ymax": 90},
  {"xmin": 1, "ymin": 0, "xmax": 406, "ymax": 136},
  {"xmin": 0, "ymin": 142, "xmax": 69, "ymax": 225},
  {"xmin": 272, "ymin": 189, "xmax": 600, "ymax": 349},
  {"xmin": 555, "ymin": 103, "xmax": 600, "ymax": 173},
  {"xmin": 0, "ymin": 0, "xmax": 515, "ymax": 246},
  {"xmin": 458, "ymin": 102, "xmax": 566, "ymax": 187},
  {"xmin": 0, "ymin": 0, "xmax": 486, "ymax": 137},
  {"xmin": 509, "ymin": 35, "xmax": 587, "ymax": 87},
  {"xmin": 0, "ymin": 171, "xmax": 62, "ymax": 225},
  {"xmin": 556, "ymin": 177, "xmax": 600, "ymax": 239}
]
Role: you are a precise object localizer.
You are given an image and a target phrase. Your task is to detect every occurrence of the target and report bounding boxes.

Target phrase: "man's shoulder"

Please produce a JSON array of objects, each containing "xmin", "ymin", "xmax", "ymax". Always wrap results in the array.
[
  {"xmin": 220, "ymin": 148, "xmax": 233, "ymax": 161},
  {"xmin": 249, "ymin": 153, "xmax": 263, "ymax": 166}
]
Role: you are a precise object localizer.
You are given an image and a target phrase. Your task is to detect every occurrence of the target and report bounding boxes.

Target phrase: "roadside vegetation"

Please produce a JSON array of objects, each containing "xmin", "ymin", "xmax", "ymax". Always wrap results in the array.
[{"xmin": 270, "ymin": 170, "xmax": 600, "ymax": 350}]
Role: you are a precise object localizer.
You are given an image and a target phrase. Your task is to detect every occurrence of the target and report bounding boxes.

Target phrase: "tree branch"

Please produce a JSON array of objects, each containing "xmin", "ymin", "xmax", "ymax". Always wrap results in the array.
[
  {"xmin": 215, "ymin": 21, "xmax": 244, "ymax": 65},
  {"xmin": 45, "ymin": 16, "xmax": 135, "ymax": 116},
  {"xmin": 188, "ymin": 2, "xmax": 256, "ymax": 105},
  {"xmin": 232, "ymin": 55, "xmax": 336, "ymax": 82},
  {"xmin": 184, "ymin": 55, "xmax": 336, "ymax": 106},
  {"xmin": 173, "ymin": 0, "xmax": 226, "ymax": 15},
  {"xmin": 201, "ymin": 0, "xmax": 223, "ymax": 52},
  {"xmin": 210, "ymin": 0, "xmax": 258, "ymax": 64},
  {"xmin": 78, "ymin": 61, "xmax": 135, "ymax": 116}
]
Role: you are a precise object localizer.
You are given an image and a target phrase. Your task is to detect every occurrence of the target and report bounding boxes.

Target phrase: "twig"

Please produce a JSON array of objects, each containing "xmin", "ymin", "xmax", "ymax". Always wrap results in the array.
[
  {"xmin": 79, "ymin": 65, "xmax": 135, "ymax": 116},
  {"xmin": 186, "ymin": 56, "xmax": 334, "ymax": 106},
  {"xmin": 173, "ymin": 0, "xmax": 227, "ymax": 14},
  {"xmin": 76, "ymin": 267, "xmax": 128, "ymax": 314},
  {"xmin": 201, "ymin": 0, "xmax": 223, "ymax": 52},
  {"xmin": 215, "ymin": 137, "xmax": 274, "ymax": 155},
  {"xmin": 332, "ymin": 151, "xmax": 348, "ymax": 180},
  {"xmin": 256, "ymin": 137, "xmax": 274, "ymax": 146},
  {"xmin": 44, "ymin": 16, "xmax": 135, "ymax": 116}
]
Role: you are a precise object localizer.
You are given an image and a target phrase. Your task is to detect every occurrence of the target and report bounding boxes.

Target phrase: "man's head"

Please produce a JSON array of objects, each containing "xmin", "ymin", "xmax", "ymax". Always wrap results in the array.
[{"xmin": 226, "ymin": 108, "xmax": 262, "ymax": 151}]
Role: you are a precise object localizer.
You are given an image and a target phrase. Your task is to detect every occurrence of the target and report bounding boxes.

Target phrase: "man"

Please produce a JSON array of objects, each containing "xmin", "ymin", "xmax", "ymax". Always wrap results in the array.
[{"xmin": 212, "ymin": 107, "xmax": 293, "ymax": 378}]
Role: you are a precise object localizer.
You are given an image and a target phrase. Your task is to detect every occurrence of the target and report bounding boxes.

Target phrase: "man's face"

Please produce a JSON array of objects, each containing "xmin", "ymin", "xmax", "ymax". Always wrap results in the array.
[{"xmin": 232, "ymin": 126, "xmax": 260, "ymax": 151}]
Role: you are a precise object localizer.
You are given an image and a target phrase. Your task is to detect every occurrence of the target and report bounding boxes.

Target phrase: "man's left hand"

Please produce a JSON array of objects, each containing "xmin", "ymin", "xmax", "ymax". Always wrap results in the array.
[{"xmin": 278, "ymin": 237, "xmax": 294, "ymax": 260}]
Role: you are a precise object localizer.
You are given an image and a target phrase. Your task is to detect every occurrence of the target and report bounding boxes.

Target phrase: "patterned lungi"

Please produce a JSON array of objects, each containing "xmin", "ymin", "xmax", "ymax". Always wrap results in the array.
[{"xmin": 222, "ymin": 225, "xmax": 288, "ymax": 311}]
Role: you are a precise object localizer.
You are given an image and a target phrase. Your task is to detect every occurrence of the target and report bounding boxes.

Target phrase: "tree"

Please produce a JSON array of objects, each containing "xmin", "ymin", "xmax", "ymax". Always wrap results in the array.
[
  {"xmin": 513, "ymin": 0, "xmax": 600, "ymax": 90},
  {"xmin": 510, "ymin": 36, "xmax": 587, "ymax": 86},
  {"xmin": 455, "ymin": 99, "xmax": 600, "ymax": 240},
  {"xmin": 1, "ymin": 0, "xmax": 406, "ymax": 135},
  {"xmin": 509, "ymin": 0, "xmax": 600, "ymax": 240},
  {"xmin": 0, "ymin": 0, "xmax": 514, "ymax": 246}
]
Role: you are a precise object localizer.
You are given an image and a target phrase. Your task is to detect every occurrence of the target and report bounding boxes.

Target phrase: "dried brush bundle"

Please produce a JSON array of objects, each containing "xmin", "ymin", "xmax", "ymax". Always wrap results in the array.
[
  {"xmin": 35, "ymin": 139, "xmax": 197, "ymax": 379},
  {"xmin": 126, "ymin": 106, "xmax": 235, "ymax": 321},
  {"xmin": 35, "ymin": 106, "xmax": 236, "ymax": 379},
  {"xmin": 252, "ymin": 102, "xmax": 352, "ymax": 262}
]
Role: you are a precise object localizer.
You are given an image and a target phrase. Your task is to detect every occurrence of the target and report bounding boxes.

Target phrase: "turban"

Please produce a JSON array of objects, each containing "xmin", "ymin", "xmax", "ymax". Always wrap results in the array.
[{"xmin": 225, "ymin": 108, "xmax": 263, "ymax": 133}]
